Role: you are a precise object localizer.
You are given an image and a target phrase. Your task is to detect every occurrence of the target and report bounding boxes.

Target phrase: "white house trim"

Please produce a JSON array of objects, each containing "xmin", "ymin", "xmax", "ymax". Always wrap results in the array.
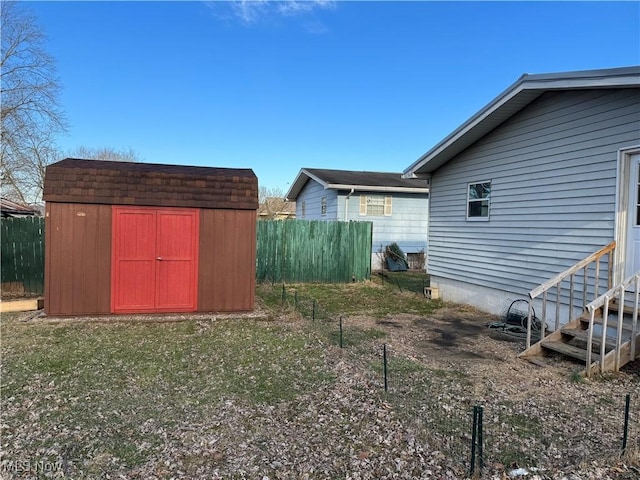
[
  {"xmin": 614, "ymin": 145, "xmax": 640, "ymax": 284},
  {"xmin": 326, "ymin": 183, "xmax": 427, "ymax": 194}
]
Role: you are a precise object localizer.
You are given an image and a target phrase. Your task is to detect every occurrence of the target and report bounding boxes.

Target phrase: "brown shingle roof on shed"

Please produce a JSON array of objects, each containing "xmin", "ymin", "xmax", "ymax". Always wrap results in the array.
[{"xmin": 43, "ymin": 158, "xmax": 258, "ymax": 210}]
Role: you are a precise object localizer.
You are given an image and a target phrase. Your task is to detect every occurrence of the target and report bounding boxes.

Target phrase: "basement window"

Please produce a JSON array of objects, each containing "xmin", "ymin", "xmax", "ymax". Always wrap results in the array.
[{"xmin": 467, "ymin": 181, "xmax": 491, "ymax": 220}]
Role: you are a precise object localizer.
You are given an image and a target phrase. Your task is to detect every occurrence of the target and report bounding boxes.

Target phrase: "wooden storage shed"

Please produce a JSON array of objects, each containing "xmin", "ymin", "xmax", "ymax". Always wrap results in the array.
[{"xmin": 43, "ymin": 158, "xmax": 258, "ymax": 316}]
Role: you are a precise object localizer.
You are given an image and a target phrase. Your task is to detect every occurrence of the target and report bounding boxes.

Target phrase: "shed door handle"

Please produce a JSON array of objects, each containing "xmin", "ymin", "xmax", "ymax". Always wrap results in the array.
[{"xmin": 156, "ymin": 257, "xmax": 163, "ymax": 261}]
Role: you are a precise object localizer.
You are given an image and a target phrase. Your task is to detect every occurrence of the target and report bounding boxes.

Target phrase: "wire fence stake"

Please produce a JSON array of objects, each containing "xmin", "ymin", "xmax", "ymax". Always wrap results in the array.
[
  {"xmin": 469, "ymin": 405, "xmax": 484, "ymax": 476},
  {"xmin": 339, "ymin": 316, "xmax": 343, "ymax": 349},
  {"xmin": 623, "ymin": 393, "xmax": 631, "ymax": 452},
  {"xmin": 470, "ymin": 406, "xmax": 478, "ymax": 476},
  {"xmin": 383, "ymin": 343, "xmax": 388, "ymax": 393},
  {"xmin": 478, "ymin": 405, "xmax": 484, "ymax": 472}
]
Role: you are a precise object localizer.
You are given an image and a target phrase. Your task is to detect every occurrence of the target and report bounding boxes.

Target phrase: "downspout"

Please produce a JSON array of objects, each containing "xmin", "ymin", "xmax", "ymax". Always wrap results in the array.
[{"xmin": 344, "ymin": 188, "xmax": 355, "ymax": 221}]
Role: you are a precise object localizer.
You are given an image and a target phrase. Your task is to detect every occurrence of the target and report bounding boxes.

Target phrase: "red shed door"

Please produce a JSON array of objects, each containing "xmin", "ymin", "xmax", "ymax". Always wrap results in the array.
[
  {"xmin": 112, "ymin": 207, "xmax": 199, "ymax": 313},
  {"xmin": 155, "ymin": 210, "xmax": 199, "ymax": 311}
]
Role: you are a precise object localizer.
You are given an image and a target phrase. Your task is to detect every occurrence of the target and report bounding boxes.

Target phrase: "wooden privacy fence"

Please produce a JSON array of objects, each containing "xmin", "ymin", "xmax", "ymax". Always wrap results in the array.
[
  {"xmin": 257, "ymin": 220, "xmax": 372, "ymax": 283},
  {"xmin": 1, "ymin": 217, "xmax": 45, "ymax": 294},
  {"xmin": 2, "ymin": 218, "xmax": 373, "ymax": 294}
]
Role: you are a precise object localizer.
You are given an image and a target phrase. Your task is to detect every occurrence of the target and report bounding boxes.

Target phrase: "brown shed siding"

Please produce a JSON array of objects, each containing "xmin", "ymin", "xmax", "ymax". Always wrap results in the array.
[
  {"xmin": 198, "ymin": 209, "xmax": 256, "ymax": 312},
  {"xmin": 43, "ymin": 159, "xmax": 258, "ymax": 316},
  {"xmin": 45, "ymin": 202, "xmax": 112, "ymax": 315}
]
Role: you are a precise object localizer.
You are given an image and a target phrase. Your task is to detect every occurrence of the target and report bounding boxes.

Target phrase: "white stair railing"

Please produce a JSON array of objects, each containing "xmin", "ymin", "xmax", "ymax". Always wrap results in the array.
[
  {"xmin": 585, "ymin": 272, "xmax": 640, "ymax": 376},
  {"xmin": 526, "ymin": 242, "xmax": 616, "ymax": 349}
]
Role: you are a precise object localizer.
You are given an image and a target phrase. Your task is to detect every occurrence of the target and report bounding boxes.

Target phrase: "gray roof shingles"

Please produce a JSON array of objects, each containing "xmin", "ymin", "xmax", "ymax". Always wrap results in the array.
[{"xmin": 304, "ymin": 168, "xmax": 426, "ymax": 189}]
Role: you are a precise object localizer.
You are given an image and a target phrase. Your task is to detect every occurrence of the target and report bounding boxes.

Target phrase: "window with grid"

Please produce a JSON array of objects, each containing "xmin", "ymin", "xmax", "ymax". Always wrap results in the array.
[
  {"xmin": 467, "ymin": 181, "xmax": 491, "ymax": 220},
  {"xmin": 359, "ymin": 195, "xmax": 392, "ymax": 216}
]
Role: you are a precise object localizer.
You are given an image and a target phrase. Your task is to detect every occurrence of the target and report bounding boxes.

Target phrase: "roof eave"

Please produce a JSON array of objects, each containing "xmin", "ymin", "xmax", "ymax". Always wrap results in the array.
[
  {"xmin": 285, "ymin": 169, "xmax": 330, "ymax": 200},
  {"xmin": 403, "ymin": 74, "xmax": 536, "ymax": 176},
  {"xmin": 403, "ymin": 66, "xmax": 640, "ymax": 176}
]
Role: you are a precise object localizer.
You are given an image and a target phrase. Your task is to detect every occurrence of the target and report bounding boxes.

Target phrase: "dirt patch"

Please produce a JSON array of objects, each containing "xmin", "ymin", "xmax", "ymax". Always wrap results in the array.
[
  {"xmin": 350, "ymin": 306, "xmax": 517, "ymax": 366},
  {"xmin": 344, "ymin": 303, "xmax": 640, "ymax": 378},
  {"xmin": 375, "ymin": 319, "xmax": 404, "ymax": 329},
  {"xmin": 338, "ymin": 305, "xmax": 640, "ymax": 477}
]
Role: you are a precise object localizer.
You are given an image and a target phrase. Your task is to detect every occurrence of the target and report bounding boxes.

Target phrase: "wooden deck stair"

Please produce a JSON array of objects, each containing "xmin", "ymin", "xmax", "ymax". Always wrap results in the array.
[
  {"xmin": 520, "ymin": 311, "xmax": 637, "ymax": 375},
  {"xmin": 517, "ymin": 242, "xmax": 639, "ymax": 377},
  {"xmin": 609, "ymin": 300, "xmax": 637, "ymax": 316}
]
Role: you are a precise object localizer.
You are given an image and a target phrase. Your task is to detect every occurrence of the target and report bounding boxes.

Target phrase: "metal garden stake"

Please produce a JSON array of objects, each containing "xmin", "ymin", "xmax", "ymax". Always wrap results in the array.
[
  {"xmin": 623, "ymin": 393, "xmax": 631, "ymax": 452},
  {"xmin": 383, "ymin": 343, "xmax": 388, "ymax": 393},
  {"xmin": 470, "ymin": 405, "xmax": 484, "ymax": 476}
]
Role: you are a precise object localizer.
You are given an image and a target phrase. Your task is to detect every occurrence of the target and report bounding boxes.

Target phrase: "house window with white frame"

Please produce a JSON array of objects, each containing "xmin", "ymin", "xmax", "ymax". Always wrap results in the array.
[
  {"xmin": 359, "ymin": 195, "xmax": 392, "ymax": 216},
  {"xmin": 467, "ymin": 181, "xmax": 490, "ymax": 220},
  {"xmin": 321, "ymin": 197, "xmax": 327, "ymax": 216}
]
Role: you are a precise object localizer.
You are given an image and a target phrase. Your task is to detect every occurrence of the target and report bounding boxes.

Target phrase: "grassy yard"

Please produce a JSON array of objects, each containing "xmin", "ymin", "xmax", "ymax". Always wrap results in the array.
[
  {"xmin": 1, "ymin": 280, "xmax": 639, "ymax": 479},
  {"xmin": 2, "ymin": 315, "xmax": 336, "ymax": 477},
  {"xmin": 258, "ymin": 271, "xmax": 436, "ymax": 318}
]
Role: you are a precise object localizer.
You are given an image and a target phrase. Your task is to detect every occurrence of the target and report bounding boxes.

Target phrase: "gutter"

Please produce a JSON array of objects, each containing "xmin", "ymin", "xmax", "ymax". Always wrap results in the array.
[
  {"xmin": 344, "ymin": 188, "xmax": 355, "ymax": 221},
  {"xmin": 327, "ymin": 183, "xmax": 428, "ymax": 194}
]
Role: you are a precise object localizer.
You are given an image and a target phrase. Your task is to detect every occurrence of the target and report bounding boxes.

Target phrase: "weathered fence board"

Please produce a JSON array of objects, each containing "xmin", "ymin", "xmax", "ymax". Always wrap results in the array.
[
  {"xmin": 1, "ymin": 217, "xmax": 45, "ymax": 294},
  {"xmin": 257, "ymin": 220, "xmax": 372, "ymax": 283}
]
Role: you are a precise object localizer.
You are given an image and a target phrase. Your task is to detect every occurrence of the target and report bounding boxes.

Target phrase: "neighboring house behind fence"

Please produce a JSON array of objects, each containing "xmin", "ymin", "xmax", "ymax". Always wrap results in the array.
[
  {"xmin": 403, "ymin": 66, "xmax": 640, "ymax": 323},
  {"xmin": 1, "ymin": 197, "xmax": 42, "ymax": 218},
  {"xmin": 286, "ymin": 168, "xmax": 429, "ymax": 270},
  {"xmin": 257, "ymin": 198, "xmax": 296, "ymax": 220}
]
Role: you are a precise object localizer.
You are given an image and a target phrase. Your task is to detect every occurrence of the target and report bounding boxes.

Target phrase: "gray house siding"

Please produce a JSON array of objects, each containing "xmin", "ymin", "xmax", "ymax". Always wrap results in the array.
[
  {"xmin": 339, "ymin": 191, "xmax": 429, "ymax": 269},
  {"xmin": 344, "ymin": 192, "xmax": 427, "ymax": 247},
  {"xmin": 295, "ymin": 180, "xmax": 339, "ymax": 220},
  {"xmin": 428, "ymin": 88, "xmax": 640, "ymax": 310},
  {"xmin": 295, "ymin": 179, "xmax": 429, "ymax": 270}
]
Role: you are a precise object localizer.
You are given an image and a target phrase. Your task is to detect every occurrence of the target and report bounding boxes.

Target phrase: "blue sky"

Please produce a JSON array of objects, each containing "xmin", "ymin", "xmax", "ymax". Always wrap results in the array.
[{"xmin": 27, "ymin": 1, "xmax": 640, "ymax": 194}]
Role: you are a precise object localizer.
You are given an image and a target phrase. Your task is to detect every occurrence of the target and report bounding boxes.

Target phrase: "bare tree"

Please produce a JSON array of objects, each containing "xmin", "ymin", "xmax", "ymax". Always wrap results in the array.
[
  {"xmin": 259, "ymin": 186, "xmax": 286, "ymax": 205},
  {"xmin": 258, "ymin": 186, "xmax": 293, "ymax": 220},
  {"xmin": 66, "ymin": 146, "xmax": 143, "ymax": 163},
  {"xmin": 1, "ymin": 1, "xmax": 67, "ymax": 204},
  {"xmin": 3, "ymin": 127, "xmax": 59, "ymax": 204},
  {"xmin": 15, "ymin": 145, "xmax": 145, "ymax": 203}
]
